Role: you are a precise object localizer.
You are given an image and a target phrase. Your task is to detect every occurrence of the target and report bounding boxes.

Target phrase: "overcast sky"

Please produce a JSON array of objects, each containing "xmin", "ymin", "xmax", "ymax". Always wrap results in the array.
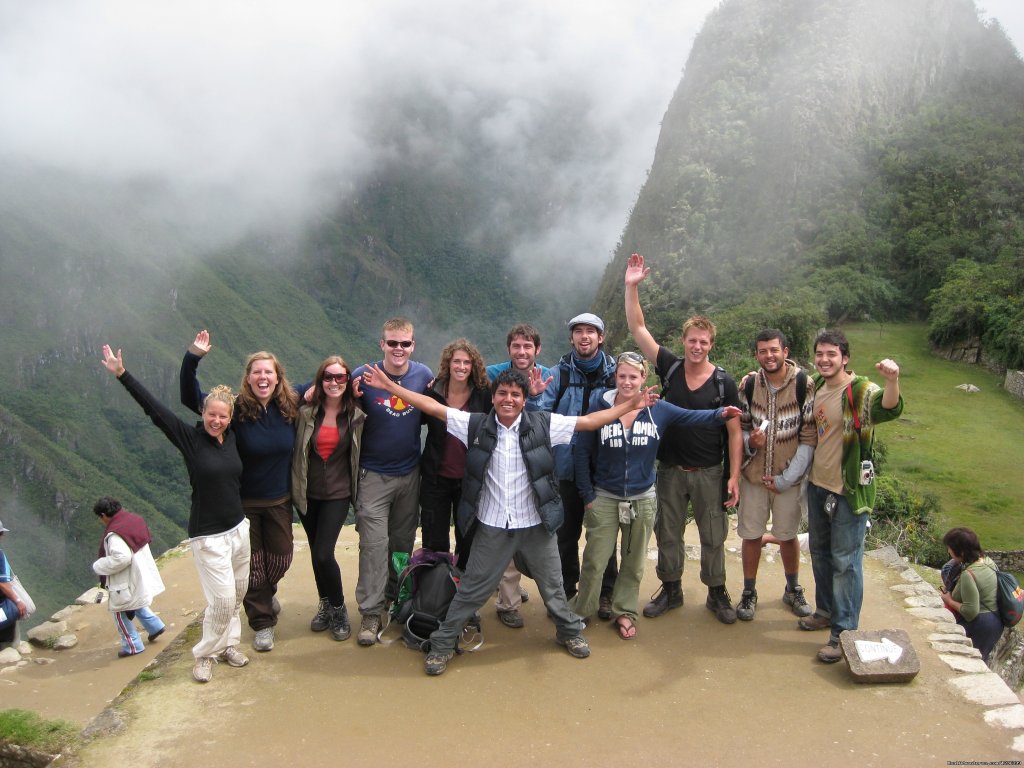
[{"xmin": 1, "ymin": 0, "xmax": 1020, "ymax": 275}]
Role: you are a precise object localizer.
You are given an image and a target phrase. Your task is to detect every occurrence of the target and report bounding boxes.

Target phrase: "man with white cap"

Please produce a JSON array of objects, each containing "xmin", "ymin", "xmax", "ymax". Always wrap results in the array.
[{"xmin": 533, "ymin": 312, "xmax": 618, "ymax": 612}]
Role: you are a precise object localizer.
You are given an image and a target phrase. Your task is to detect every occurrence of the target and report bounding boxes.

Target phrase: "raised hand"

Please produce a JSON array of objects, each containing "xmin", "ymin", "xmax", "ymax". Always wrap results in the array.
[
  {"xmin": 875, "ymin": 358, "xmax": 900, "ymax": 381},
  {"xmin": 100, "ymin": 344, "xmax": 126, "ymax": 377},
  {"xmin": 528, "ymin": 367, "xmax": 554, "ymax": 398},
  {"xmin": 361, "ymin": 364, "xmax": 394, "ymax": 393},
  {"xmin": 189, "ymin": 329, "xmax": 212, "ymax": 357},
  {"xmin": 624, "ymin": 253, "xmax": 651, "ymax": 288}
]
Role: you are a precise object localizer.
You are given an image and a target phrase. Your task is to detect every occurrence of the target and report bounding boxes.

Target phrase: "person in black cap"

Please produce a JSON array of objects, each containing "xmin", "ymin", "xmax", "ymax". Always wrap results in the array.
[{"xmin": 533, "ymin": 312, "xmax": 619, "ymax": 617}]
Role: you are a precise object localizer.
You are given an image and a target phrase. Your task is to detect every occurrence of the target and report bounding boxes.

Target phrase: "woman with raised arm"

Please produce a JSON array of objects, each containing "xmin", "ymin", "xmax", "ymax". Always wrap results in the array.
[
  {"xmin": 572, "ymin": 352, "xmax": 741, "ymax": 640},
  {"xmin": 291, "ymin": 356, "xmax": 365, "ymax": 642},
  {"xmin": 101, "ymin": 343, "xmax": 250, "ymax": 683},
  {"xmin": 181, "ymin": 330, "xmax": 301, "ymax": 653},
  {"xmin": 419, "ymin": 339, "xmax": 491, "ymax": 564}
]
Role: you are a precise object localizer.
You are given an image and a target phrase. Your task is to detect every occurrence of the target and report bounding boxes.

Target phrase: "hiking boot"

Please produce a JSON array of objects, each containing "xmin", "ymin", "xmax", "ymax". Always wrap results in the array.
[
  {"xmin": 310, "ymin": 597, "xmax": 331, "ymax": 632},
  {"xmin": 497, "ymin": 609, "xmax": 525, "ymax": 629},
  {"xmin": 519, "ymin": 586, "xmax": 530, "ymax": 603},
  {"xmin": 253, "ymin": 627, "xmax": 274, "ymax": 652},
  {"xmin": 357, "ymin": 614, "xmax": 381, "ymax": 646},
  {"xmin": 221, "ymin": 646, "xmax": 249, "ymax": 668},
  {"xmin": 192, "ymin": 656, "xmax": 215, "ymax": 683},
  {"xmin": 329, "ymin": 604, "xmax": 351, "ymax": 642},
  {"xmin": 817, "ymin": 640, "xmax": 843, "ymax": 664},
  {"xmin": 597, "ymin": 594, "xmax": 613, "ymax": 620},
  {"xmin": 706, "ymin": 586, "xmax": 737, "ymax": 624},
  {"xmin": 736, "ymin": 589, "xmax": 758, "ymax": 621},
  {"xmin": 642, "ymin": 580, "xmax": 683, "ymax": 618},
  {"xmin": 559, "ymin": 635, "xmax": 591, "ymax": 659},
  {"xmin": 148, "ymin": 627, "xmax": 165, "ymax": 643},
  {"xmin": 799, "ymin": 613, "xmax": 832, "ymax": 631},
  {"xmin": 425, "ymin": 650, "xmax": 455, "ymax": 676},
  {"xmin": 783, "ymin": 585, "xmax": 813, "ymax": 617}
]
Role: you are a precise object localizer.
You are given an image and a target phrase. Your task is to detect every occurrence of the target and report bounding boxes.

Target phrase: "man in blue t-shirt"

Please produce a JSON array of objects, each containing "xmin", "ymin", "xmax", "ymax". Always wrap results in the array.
[{"xmin": 351, "ymin": 317, "xmax": 433, "ymax": 646}]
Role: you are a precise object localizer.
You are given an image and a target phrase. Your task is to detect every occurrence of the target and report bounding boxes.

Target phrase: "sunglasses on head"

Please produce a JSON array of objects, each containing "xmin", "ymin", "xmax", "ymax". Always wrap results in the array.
[
  {"xmin": 384, "ymin": 340, "xmax": 414, "ymax": 348},
  {"xmin": 617, "ymin": 351, "xmax": 645, "ymax": 366},
  {"xmin": 322, "ymin": 372, "xmax": 349, "ymax": 383}
]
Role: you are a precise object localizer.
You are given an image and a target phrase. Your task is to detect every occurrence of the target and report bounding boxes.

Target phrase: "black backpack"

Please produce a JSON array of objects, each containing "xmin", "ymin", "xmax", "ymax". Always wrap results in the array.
[{"xmin": 393, "ymin": 550, "xmax": 462, "ymax": 651}]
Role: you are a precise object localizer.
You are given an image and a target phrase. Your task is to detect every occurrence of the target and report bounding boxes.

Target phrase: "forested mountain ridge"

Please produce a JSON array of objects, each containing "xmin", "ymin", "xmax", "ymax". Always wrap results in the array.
[{"xmin": 594, "ymin": 0, "xmax": 1024, "ymax": 368}]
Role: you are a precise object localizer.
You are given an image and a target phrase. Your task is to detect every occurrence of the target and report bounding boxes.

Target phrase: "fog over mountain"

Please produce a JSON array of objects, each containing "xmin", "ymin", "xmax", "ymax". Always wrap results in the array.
[{"xmin": 0, "ymin": 0, "xmax": 726, "ymax": 282}]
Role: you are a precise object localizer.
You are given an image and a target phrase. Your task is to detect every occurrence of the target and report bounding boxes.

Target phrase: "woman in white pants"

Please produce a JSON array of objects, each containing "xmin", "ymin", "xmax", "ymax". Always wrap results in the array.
[{"xmin": 101, "ymin": 344, "xmax": 250, "ymax": 683}]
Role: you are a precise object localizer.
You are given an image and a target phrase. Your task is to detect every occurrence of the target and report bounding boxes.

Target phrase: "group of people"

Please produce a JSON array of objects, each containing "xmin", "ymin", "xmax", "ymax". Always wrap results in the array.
[{"xmin": 92, "ymin": 251, "xmax": 1018, "ymax": 680}]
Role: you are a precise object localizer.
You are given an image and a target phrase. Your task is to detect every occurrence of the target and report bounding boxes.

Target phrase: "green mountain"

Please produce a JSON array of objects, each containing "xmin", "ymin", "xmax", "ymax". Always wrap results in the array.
[{"xmin": 593, "ymin": 0, "xmax": 1024, "ymax": 370}]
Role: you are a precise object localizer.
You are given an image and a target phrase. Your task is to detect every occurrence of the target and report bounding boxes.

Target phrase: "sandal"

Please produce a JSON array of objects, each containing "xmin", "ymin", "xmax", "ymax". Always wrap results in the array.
[{"xmin": 615, "ymin": 615, "xmax": 637, "ymax": 640}]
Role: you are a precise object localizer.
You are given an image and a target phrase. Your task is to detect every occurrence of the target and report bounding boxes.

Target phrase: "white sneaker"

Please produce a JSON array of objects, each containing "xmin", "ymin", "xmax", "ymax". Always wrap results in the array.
[
  {"xmin": 253, "ymin": 627, "xmax": 274, "ymax": 652},
  {"xmin": 193, "ymin": 656, "xmax": 215, "ymax": 683},
  {"xmin": 221, "ymin": 645, "xmax": 249, "ymax": 667}
]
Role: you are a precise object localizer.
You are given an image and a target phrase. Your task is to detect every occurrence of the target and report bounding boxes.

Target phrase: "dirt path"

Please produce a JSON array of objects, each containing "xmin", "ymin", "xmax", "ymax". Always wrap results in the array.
[{"xmin": 4, "ymin": 525, "xmax": 1020, "ymax": 766}]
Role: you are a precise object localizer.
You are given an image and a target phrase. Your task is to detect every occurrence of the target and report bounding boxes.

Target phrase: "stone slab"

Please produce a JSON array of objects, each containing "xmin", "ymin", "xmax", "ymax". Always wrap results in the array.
[
  {"xmin": 983, "ymin": 705, "xmax": 1024, "ymax": 729},
  {"xmin": 840, "ymin": 628, "xmax": 920, "ymax": 683},
  {"xmin": 51, "ymin": 605, "xmax": 78, "ymax": 622},
  {"xmin": 53, "ymin": 634, "xmax": 78, "ymax": 650},
  {"xmin": 898, "ymin": 569, "xmax": 923, "ymax": 583},
  {"xmin": 928, "ymin": 622, "xmax": 967, "ymax": 636},
  {"xmin": 76, "ymin": 587, "xmax": 105, "ymax": 605},
  {"xmin": 928, "ymin": 633, "xmax": 971, "ymax": 646},
  {"xmin": 26, "ymin": 620, "xmax": 68, "ymax": 645},
  {"xmin": 930, "ymin": 641, "xmax": 982, "ymax": 657},
  {"xmin": 890, "ymin": 583, "xmax": 935, "ymax": 596},
  {"xmin": 904, "ymin": 595, "xmax": 943, "ymax": 608},
  {"xmin": 907, "ymin": 607, "xmax": 955, "ymax": 623},
  {"xmin": 0, "ymin": 646, "xmax": 21, "ymax": 665},
  {"xmin": 948, "ymin": 672, "xmax": 1021, "ymax": 707},
  {"xmin": 938, "ymin": 653, "xmax": 992, "ymax": 673}
]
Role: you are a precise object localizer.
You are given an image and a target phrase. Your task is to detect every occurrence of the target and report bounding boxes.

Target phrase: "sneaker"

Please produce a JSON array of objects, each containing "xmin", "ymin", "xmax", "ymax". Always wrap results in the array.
[
  {"xmin": 357, "ymin": 614, "xmax": 381, "ymax": 647},
  {"xmin": 329, "ymin": 604, "xmax": 351, "ymax": 642},
  {"xmin": 148, "ymin": 627, "xmax": 165, "ymax": 643},
  {"xmin": 310, "ymin": 597, "xmax": 331, "ymax": 632},
  {"xmin": 783, "ymin": 586, "xmax": 813, "ymax": 617},
  {"xmin": 798, "ymin": 613, "xmax": 832, "ymax": 631},
  {"xmin": 425, "ymin": 650, "xmax": 455, "ymax": 676},
  {"xmin": 192, "ymin": 656, "xmax": 215, "ymax": 683},
  {"xmin": 642, "ymin": 580, "xmax": 683, "ymax": 618},
  {"xmin": 559, "ymin": 635, "xmax": 591, "ymax": 659},
  {"xmin": 597, "ymin": 594, "xmax": 613, "ymax": 621},
  {"xmin": 221, "ymin": 646, "xmax": 249, "ymax": 667},
  {"xmin": 497, "ymin": 609, "xmax": 524, "ymax": 629},
  {"xmin": 706, "ymin": 586, "xmax": 737, "ymax": 624},
  {"xmin": 817, "ymin": 640, "xmax": 843, "ymax": 664},
  {"xmin": 253, "ymin": 627, "xmax": 274, "ymax": 652},
  {"xmin": 736, "ymin": 589, "xmax": 758, "ymax": 621}
]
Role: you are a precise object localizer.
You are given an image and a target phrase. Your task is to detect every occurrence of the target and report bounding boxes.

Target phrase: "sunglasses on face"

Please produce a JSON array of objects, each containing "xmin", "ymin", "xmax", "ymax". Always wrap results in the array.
[
  {"xmin": 384, "ymin": 340, "xmax": 414, "ymax": 348},
  {"xmin": 322, "ymin": 372, "xmax": 349, "ymax": 383}
]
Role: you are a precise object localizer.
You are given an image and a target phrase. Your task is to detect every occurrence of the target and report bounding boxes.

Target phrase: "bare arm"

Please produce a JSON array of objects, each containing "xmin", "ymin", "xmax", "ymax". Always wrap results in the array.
[
  {"xmin": 360, "ymin": 364, "xmax": 448, "ymax": 422},
  {"xmin": 725, "ymin": 416, "xmax": 742, "ymax": 508},
  {"xmin": 624, "ymin": 253, "xmax": 661, "ymax": 362}
]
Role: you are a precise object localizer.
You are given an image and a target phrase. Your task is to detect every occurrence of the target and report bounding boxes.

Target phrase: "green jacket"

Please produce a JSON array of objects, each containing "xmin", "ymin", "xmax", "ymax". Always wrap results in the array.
[{"xmin": 811, "ymin": 372, "xmax": 904, "ymax": 514}]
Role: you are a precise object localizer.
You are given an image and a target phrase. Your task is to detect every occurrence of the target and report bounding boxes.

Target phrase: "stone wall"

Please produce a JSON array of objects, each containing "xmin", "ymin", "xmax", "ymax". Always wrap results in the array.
[
  {"xmin": 1006, "ymin": 370, "xmax": 1024, "ymax": 400},
  {"xmin": 989, "ymin": 551, "xmax": 1024, "ymax": 573}
]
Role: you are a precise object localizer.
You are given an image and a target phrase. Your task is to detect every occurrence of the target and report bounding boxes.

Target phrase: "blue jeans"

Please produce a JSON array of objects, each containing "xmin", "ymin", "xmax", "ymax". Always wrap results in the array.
[
  {"xmin": 134, "ymin": 606, "xmax": 165, "ymax": 639},
  {"xmin": 807, "ymin": 483, "xmax": 868, "ymax": 642},
  {"xmin": 113, "ymin": 611, "xmax": 144, "ymax": 654}
]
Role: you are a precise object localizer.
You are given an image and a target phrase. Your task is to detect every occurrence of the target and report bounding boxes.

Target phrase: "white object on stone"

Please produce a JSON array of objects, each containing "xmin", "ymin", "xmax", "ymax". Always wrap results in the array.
[{"xmin": 855, "ymin": 637, "xmax": 903, "ymax": 663}]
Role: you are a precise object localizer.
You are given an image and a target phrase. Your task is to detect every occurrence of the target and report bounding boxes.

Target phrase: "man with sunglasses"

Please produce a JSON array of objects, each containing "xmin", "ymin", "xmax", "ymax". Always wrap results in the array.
[
  {"xmin": 350, "ymin": 317, "xmax": 434, "ymax": 646},
  {"xmin": 624, "ymin": 254, "xmax": 743, "ymax": 624}
]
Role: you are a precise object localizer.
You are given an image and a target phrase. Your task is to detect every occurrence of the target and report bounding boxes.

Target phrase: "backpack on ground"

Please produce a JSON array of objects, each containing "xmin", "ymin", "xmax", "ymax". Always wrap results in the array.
[{"xmin": 392, "ymin": 549, "xmax": 464, "ymax": 651}]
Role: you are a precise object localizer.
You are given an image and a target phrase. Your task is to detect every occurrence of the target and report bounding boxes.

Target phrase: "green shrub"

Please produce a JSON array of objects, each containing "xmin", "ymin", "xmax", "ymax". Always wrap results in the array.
[{"xmin": 868, "ymin": 473, "xmax": 946, "ymax": 566}]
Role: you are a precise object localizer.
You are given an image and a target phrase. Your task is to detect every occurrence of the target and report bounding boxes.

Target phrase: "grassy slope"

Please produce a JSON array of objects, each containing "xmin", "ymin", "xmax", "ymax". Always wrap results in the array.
[{"xmin": 844, "ymin": 322, "xmax": 1024, "ymax": 550}]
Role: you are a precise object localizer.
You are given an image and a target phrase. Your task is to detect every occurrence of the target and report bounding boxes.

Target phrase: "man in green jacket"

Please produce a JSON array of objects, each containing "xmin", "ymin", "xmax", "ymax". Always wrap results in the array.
[{"xmin": 799, "ymin": 330, "xmax": 903, "ymax": 663}]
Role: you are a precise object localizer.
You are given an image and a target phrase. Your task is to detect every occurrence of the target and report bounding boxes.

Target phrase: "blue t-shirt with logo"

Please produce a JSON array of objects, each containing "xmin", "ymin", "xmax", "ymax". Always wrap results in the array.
[{"xmin": 352, "ymin": 360, "xmax": 434, "ymax": 475}]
